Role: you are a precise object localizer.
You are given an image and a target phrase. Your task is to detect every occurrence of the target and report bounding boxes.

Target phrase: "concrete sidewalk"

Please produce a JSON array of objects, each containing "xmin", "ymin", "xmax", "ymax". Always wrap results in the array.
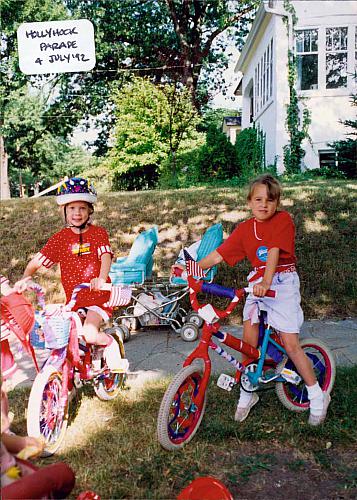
[{"xmin": 8, "ymin": 317, "xmax": 357, "ymax": 391}]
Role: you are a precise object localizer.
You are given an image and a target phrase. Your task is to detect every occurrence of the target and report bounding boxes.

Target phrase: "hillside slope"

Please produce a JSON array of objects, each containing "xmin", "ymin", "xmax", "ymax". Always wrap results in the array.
[{"xmin": 1, "ymin": 179, "xmax": 356, "ymax": 318}]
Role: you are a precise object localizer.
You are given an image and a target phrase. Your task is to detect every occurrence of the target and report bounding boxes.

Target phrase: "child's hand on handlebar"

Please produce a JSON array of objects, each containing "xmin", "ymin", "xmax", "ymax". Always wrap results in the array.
[
  {"xmin": 90, "ymin": 277, "xmax": 106, "ymax": 291},
  {"xmin": 171, "ymin": 264, "xmax": 185, "ymax": 277},
  {"xmin": 253, "ymin": 280, "xmax": 271, "ymax": 297},
  {"xmin": 13, "ymin": 276, "xmax": 31, "ymax": 293}
]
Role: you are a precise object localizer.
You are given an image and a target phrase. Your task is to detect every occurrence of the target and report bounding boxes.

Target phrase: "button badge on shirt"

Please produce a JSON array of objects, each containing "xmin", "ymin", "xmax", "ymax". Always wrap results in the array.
[
  {"xmin": 71, "ymin": 242, "xmax": 91, "ymax": 256},
  {"xmin": 256, "ymin": 245, "xmax": 268, "ymax": 262}
]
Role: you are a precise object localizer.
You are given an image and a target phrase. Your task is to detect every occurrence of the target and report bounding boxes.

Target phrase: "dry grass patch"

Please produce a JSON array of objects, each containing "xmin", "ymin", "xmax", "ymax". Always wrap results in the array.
[
  {"xmin": 7, "ymin": 365, "xmax": 357, "ymax": 499},
  {"xmin": 1, "ymin": 179, "xmax": 356, "ymax": 317}
]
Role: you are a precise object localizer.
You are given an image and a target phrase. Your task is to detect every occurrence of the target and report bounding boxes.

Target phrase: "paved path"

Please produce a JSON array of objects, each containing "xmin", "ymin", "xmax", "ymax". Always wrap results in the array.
[{"xmin": 8, "ymin": 318, "xmax": 357, "ymax": 391}]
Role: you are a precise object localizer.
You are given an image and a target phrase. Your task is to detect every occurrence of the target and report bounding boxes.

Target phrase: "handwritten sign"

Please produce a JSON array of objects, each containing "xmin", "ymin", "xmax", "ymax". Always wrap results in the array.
[{"xmin": 17, "ymin": 19, "xmax": 96, "ymax": 75}]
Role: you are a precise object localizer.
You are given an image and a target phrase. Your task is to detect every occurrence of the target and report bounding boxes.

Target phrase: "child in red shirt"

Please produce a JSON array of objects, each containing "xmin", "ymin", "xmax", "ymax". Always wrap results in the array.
[
  {"xmin": 191, "ymin": 174, "xmax": 330, "ymax": 426},
  {"xmin": 22, "ymin": 177, "xmax": 122, "ymax": 371}
]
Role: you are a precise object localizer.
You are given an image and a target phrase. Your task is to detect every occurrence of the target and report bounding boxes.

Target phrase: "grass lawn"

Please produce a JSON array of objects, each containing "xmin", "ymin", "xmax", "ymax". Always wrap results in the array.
[
  {"xmin": 2, "ymin": 178, "xmax": 357, "ymax": 498},
  {"xmin": 1, "ymin": 179, "xmax": 356, "ymax": 318},
  {"xmin": 8, "ymin": 366, "xmax": 357, "ymax": 499}
]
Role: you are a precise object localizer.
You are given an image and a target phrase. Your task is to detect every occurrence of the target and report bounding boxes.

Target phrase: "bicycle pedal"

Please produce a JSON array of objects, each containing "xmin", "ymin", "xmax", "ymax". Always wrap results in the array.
[
  {"xmin": 280, "ymin": 368, "xmax": 301, "ymax": 385},
  {"xmin": 217, "ymin": 373, "xmax": 236, "ymax": 391}
]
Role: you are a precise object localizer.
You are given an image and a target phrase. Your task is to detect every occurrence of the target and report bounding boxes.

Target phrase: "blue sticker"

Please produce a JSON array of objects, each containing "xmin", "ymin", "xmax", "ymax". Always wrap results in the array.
[{"xmin": 256, "ymin": 246, "xmax": 268, "ymax": 262}]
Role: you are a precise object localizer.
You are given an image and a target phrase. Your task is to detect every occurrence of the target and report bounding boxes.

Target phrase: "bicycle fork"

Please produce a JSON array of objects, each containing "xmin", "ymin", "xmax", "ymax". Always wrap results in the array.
[{"xmin": 58, "ymin": 360, "xmax": 70, "ymax": 421}]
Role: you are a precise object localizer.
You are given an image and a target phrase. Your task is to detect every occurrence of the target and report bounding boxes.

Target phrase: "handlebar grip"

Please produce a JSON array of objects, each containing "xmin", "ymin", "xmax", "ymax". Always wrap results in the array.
[
  {"xmin": 201, "ymin": 282, "xmax": 237, "ymax": 300},
  {"xmin": 244, "ymin": 286, "xmax": 276, "ymax": 298}
]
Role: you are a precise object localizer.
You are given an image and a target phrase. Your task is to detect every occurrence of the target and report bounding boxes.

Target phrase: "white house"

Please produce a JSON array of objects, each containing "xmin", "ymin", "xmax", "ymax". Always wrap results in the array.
[
  {"xmin": 222, "ymin": 116, "xmax": 242, "ymax": 144},
  {"xmin": 235, "ymin": 0, "xmax": 357, "ymax": 171}
]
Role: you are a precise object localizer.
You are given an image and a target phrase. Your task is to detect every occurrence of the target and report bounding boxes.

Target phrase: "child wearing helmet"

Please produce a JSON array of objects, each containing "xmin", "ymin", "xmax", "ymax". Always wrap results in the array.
[{"xmin": 22, "ymin": 177, "xmax": 122, "ymax": 371}]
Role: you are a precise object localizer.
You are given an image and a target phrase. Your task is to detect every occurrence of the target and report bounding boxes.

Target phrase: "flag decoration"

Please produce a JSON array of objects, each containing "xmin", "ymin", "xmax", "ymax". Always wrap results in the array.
[
  {"xmin": 105, "ymin": 285, "xmax": 132, "ymax": 307},
  {"xmin": 183, "ymin": 249, "xmax": 206, "ymax": 278}
]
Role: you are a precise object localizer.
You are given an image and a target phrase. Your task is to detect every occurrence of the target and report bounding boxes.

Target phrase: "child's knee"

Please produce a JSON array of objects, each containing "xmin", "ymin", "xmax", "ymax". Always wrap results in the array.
[
  {"xmin": 282, "ymin": 335, "xmax": 301, "ymax": 357},
  {"xmin": 81, "ymin": 326, "xmax": 99, "ymax": 344}
]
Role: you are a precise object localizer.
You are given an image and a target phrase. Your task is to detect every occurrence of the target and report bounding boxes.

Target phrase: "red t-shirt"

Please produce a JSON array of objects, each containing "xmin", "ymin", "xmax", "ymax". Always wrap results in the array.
[
  {"xmin": 217, "ymin": 211, "xmax": 296, "ymax": 268},
  {"xmin": 36, "ymin": 225, "xmax": 113, "ymax": 308}
]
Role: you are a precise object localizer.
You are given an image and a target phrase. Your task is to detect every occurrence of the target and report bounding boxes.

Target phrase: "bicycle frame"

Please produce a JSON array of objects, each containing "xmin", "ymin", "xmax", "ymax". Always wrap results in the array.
[
  {"xmin": 158, "ymin": 262, "xmax": 335, "ymax": 451},
  {"xmin": 183, "ymin": 275, "xmax": 291, "ymax": 407}
]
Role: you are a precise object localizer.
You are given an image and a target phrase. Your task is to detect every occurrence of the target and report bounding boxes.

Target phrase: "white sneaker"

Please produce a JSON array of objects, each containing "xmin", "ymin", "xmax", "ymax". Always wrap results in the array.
[
  {"xmin": 308, "ymin": 392, "xmax": 331, "ymax": 426},
  {"xmin": 234, "ymin": 393, "xmax": 259, "ymax": 422},
  {"xmin": 103, "ymin": 336, "xmax": 129, "ymax": 373}
]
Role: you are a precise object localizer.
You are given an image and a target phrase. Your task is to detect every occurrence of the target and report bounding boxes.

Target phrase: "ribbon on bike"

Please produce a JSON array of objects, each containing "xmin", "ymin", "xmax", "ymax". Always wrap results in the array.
[{"xmin": 66, "ymin": 283, "xmax": 132, "ymax": 311}]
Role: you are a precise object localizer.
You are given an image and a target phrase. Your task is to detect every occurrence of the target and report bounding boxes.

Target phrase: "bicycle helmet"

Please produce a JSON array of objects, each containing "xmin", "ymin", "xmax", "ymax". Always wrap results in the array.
[{"xmin": 56, "ymin": 177, "xmax": 97, "ymax": 206}]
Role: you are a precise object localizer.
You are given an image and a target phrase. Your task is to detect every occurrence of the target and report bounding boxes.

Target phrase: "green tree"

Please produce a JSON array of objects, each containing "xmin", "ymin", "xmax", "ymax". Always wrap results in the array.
[
  {"xmin": 1, "ymin": 0, "xmax": 257, "ymax": 187},
  {"xmin": 106, "ymin": 77, "xmax": 200, "ymax": 189},
  {"xmin": 0, "ymin": 0, "xmax": 71, "ymax": 197},
  {"xmin": 44, "ymin": 0, "xmax": 258, "ymax": 152},
  {"xmin": 2, "ymin": 88, "xmax": 92, "ymax": 192},
  {"xmin": 196, "ymin": 123, "xmax": 238, "ymax": 181},
  {"xmin": 234, "ymin": 126, "xmax": 266, "ymax": 181},
  {"xmin": 198, "ymin": 107, "xmax": 239, "ymax": 133}
]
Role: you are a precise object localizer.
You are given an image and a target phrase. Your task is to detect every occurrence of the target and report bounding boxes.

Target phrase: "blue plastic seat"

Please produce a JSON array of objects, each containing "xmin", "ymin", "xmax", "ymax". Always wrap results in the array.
[
  {"xmin": 109, "ymin": 226, "xmax": 159, "ymax": 285},
  {"xmin": 172, "ymin": 223, "xmax": 223, "ymax": 284}
]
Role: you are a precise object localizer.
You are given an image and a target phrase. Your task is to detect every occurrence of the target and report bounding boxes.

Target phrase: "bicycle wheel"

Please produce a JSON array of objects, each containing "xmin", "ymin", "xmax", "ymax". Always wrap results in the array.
[
  {"xmin": 157, "ymin": 364, "xmax": 207, "ymax": 450},
  {"xmin": 93, "ymin": 330, "xmax": 126, "ymax": 401},
  {"xmin": 27, "ymin": 364, "xmax": 68, "ymax": 457},
  {"xmin": 276, "ymin": 338, "xmax": 336, "ymax": 412}
]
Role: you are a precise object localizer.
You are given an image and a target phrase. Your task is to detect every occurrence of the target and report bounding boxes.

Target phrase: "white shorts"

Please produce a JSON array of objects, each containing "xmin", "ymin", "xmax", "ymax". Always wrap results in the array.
[{"xmin": 243, "ymin": 271, "xmax": 304, "ymax": 334}]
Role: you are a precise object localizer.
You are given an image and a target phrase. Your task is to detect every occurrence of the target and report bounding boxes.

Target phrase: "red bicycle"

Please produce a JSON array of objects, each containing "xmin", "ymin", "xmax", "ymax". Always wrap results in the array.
[
  {"xmin": 26, "ymin": 282, "xmax": 130, "ymax": 456},
  {"xmin": 157, "ymin": 267, "xmax": 336, "ymax": 450}
]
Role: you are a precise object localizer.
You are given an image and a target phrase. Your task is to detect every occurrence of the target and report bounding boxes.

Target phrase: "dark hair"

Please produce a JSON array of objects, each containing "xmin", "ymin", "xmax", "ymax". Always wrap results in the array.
[{"xmin": 247, "ymin": 174, "xmax": 281, "ymax": 204}]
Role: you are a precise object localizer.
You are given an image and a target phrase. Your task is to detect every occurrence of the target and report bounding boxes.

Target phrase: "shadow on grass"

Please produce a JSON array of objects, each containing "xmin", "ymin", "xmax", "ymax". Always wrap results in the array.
[
  {"xmin": 1, "ymin": 181, "xmax": 356, "ymax": 318},
  {"xmin": 9, "ymin": 365, "xmax": 356, "ymax": 498}
]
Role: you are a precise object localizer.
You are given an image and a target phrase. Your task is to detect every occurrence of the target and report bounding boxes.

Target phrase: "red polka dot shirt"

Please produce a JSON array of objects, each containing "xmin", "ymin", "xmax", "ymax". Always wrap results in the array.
[{"xmin": 35, "ymin": 225, "xmax": 113, "ymax": 308}]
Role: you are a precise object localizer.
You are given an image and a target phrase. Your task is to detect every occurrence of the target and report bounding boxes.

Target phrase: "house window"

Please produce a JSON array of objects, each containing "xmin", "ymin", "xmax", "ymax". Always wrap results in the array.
[
  {"xmin": 319, "ymin": 150, "xmax": 336, "ymax": 169},
  {"xmin": 254, "ymin": 39, "xmax": 273, "ymax": 116},
  {"xmin": 326, "ymin": 27, "xmax": 348, "ymax": 88},
  {"xmin": 296, "ymin": 29, "xmax": 318, "ymax": 90}
]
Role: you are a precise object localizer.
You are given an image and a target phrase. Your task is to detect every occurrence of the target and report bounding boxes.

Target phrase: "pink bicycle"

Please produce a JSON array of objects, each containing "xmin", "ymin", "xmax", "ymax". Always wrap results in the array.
[{"xmin": 26, "ymin": 282, "xmax": 130, "ymax": 456}]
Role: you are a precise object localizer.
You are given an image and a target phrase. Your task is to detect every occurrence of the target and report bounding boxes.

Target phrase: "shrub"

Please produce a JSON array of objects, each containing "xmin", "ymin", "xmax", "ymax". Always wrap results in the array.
[
  {"xmin": 331, "ymin": 139, "xmax": 357, "ymax": 179},
  {"xmin": 112, "ymin": 164, "xmax": 159, "ymax": 191},
  {"xmin": 234, "ymin": 126, "xmax": 266, "ymax": 181},
  {"xmin": 195, "ymin": 124, "xmax": 239, "ymax": 181}
]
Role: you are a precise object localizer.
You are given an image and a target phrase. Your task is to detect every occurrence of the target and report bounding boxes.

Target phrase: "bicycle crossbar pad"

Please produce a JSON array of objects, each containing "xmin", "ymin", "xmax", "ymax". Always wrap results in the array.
[{"xmin": 201, "ymin": 282, "xmax": 237, "ymax": 299}]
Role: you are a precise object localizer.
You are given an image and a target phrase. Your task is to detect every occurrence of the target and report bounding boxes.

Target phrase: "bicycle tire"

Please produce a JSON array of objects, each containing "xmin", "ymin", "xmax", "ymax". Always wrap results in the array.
[
  {"xmin": 93, "ymin": 329, "xmax": 126, "ymax": 401},
  {"xmin": 27, "ymin": 364, "xmax": 68, "ymax": 457},
  {"xmin": 275, "ymin": 338, "xmax": 336, "ymax": 412},
  {"xmin": 157, "ymin": 364, "xmax": 207, "ymax": 450}
]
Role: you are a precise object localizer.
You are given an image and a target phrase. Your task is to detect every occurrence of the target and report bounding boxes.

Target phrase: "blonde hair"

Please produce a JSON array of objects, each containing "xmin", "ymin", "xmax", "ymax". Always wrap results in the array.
[{"xmin": 247, "ymin": 174, "xmax": 282, "ymax": 204}]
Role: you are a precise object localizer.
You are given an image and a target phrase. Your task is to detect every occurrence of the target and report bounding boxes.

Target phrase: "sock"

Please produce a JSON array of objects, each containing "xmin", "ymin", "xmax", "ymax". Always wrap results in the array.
[
  {"xmin": 237, "ymin": 388, "xmax": 253, "ymax": 408},
  {"xmin": 307, "ymin": 383, "xmax": 324, "ymax": 413}
]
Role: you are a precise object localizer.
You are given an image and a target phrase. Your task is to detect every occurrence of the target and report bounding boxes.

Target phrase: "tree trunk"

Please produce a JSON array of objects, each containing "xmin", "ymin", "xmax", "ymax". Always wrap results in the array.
[{"xmin": 0, "ymin": 135, "xmax": 11, "ymax": 200}]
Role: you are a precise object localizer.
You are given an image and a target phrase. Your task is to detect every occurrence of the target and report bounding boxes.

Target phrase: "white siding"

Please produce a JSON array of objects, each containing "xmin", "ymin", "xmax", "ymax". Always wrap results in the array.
[{"xmin": 236, "ymin": 0, "xmax": 357, "ymax": 172}]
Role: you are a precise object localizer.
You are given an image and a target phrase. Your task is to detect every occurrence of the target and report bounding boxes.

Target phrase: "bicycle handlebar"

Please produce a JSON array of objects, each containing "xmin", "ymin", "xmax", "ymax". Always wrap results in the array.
[
  {"xmin": 187, "ymin": 275, "xmax": 275, "ymax": 321},
  {"xmin": 66, "ymin": 282, "xmax": 114, "ymax": 311}
]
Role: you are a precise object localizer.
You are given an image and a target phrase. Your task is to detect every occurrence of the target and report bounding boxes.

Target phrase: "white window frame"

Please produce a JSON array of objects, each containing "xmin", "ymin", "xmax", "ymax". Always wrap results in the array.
[
  {"xmin": 296, "ymin": 28, "xmax": 319, "ymax": 90},
  {"xmin": 325, "ymin": 26, "xmax": 348, "ymax": 89},
  {"xmin": 296, "ymin": 24, "xmax": 357, "ymax": 96},
  {"xmin": 253, "ymin": 38, "xmax": 273, "ymax": 118}
]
